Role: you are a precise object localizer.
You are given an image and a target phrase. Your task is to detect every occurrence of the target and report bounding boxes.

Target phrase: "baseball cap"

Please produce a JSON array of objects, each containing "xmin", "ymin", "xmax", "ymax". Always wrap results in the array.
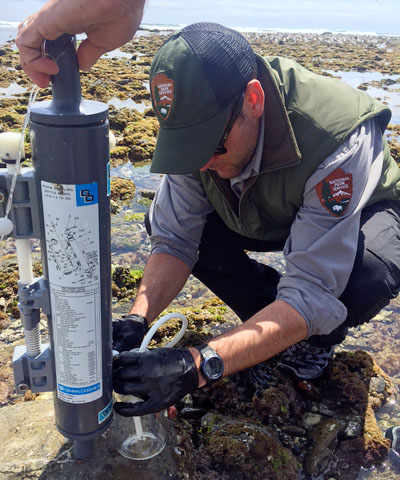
[{"xmin": 149, "ymin": 22, "xmax": 256, "ymax": 174}]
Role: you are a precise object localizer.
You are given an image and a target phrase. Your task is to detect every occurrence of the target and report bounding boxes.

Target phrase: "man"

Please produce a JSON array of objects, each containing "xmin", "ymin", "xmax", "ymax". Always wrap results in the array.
[
  {"xmin": 111, "ymin": 22, "xmax": 400, "ymax": 416},
  {"xmin": 18, "ymin": 4, "xmax": 400, "ymax": 417}
]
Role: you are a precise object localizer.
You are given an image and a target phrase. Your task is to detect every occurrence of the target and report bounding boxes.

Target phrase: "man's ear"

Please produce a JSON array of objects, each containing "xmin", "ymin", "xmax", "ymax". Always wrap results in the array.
[{"xmin": 243, "ymin": 79, "xmax": 264, "ymax": 118}]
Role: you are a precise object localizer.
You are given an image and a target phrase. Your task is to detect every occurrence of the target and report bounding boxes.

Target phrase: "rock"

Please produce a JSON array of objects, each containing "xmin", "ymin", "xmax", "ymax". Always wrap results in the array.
[
  {"xmin": 318, "ymin": 403, "xmax": 335, "ymax": 417},
  {"xmin": 0, "ymin": 398, "xmax": 66, "ymax": 480},
  {"xmin": 303, "ymin": 412, "xmax": 322, "ymax": 427},
  {"xmin": 279, "ymin": 432, "xmax": 295, "ymax": 449},
  {"xmin": 251, "ymin": 387, "xmax": 290, "ymax": 421},
  {"xmin": 0, "ymin": 310, "xmax": 9, "ymax": 331},
  {"xmin": 362, "ymin": 404, "xmax": 391, "ymax": 467},
  {"xmin": 201, "ymin": 415, "xmax": 300, "ymax": 480},
  {"xmin": 281, "ymin": 425, "xmax": 306, "ymax": 436},
  {"xmin": 180, "ymin": 407, "xmax": 207, "ymax": 420},
  {"xmin": 381, "ymin": 78, "xmax": 398, "ymax": 86},
  {"xmin": 344, "ymin": 419, "xmax": 363, "ymax": 438},
  {"xmin": 110, "ymin": 176, "xmax": 135, "ymax": 205},
  {"xmin": 0, "ymin": 396, "xmax": 179, "ymax": 480},
  {"xmin": 181, "ymin": 393, "xmax": 194, "ymax": 408},
  {"xmin": 110, "ymin": 199, "xmax": 119, "ymax": 214},
  {"xmin": 139, "ymin": 188, "xmax": 155, "ymax": 200},
  {"xmin": 369, "ymin": 375, "xmax": 386, "ymax": 394},
  {"xmin": 305, "ymin": 418, "xmax": 344, "ymax": 476}
]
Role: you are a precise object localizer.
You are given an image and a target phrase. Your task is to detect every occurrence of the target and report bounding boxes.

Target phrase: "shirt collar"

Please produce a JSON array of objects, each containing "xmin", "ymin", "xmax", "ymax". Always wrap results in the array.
[{"xmin": 230, "ymin": 114, "xmax": 265, "ymax": 194}]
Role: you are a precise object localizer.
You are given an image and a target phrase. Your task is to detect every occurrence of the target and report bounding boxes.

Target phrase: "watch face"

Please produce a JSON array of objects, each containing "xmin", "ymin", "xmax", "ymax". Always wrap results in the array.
[{"xmin": 204, "ymin": 356, "xmax": 223, "ymax": 380}]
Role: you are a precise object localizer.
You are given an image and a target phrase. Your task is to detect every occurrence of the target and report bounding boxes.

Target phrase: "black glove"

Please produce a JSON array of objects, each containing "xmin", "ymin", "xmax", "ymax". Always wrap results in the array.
[
  {"xmin": 112, "ymin": 314, "xmax": 148, "ymax": 352},
  {"xmin": 113, "ymin": 348, "xmax": 198, "ymax": 416}
]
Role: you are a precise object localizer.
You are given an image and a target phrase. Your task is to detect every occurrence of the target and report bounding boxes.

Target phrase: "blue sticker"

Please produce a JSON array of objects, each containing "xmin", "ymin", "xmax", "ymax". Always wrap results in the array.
[
  {"xmin": 98, "ymin": 398, "xmax": 113, "ymax": 424},
  {"xmin": 58, "ymin": 382, "xmax": 100, "ymax": 395},
  {"xmin": 76, "ymin": 183, "xmax": 98, "ymax": 207},
  {"xmin": 107, "ymin": 162, "xmax": 111, "ymax": 197}
]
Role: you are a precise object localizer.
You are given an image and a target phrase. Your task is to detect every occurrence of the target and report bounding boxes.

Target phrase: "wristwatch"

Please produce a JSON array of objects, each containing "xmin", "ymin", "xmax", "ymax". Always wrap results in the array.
[{"xmin": 195, "ymin": 344, "xmax": 224, "ymax": 384}]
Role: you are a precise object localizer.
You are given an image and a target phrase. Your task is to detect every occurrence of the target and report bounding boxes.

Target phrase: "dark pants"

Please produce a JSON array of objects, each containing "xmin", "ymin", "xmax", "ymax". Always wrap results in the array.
[{"xmin": 147, "ymin": 200, "xmax": 400, "ymax": 347}]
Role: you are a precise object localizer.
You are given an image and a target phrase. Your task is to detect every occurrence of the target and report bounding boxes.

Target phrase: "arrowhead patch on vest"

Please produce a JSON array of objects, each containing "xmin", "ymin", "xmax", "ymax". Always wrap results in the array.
[
  {"xmin": 151, "ymin": 73, "xmax": 174, "ymax": 120},
  {"xmin": 315, "ymin": 168, "xmax": 353, "ymax": 217}
]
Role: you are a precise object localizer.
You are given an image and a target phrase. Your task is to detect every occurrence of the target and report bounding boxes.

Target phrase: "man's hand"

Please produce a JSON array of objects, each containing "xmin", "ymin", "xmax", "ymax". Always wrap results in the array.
[
  {"xmin": 113, "ymin": 348, "xmax": 199, "ymax": 416},
  {"xmin": 16, "ymin": 0, "xmax": 146, "ymax": 87},
  {"xmin": 112, "ymin": 314, "xmax": 148, "ymax": 352}
]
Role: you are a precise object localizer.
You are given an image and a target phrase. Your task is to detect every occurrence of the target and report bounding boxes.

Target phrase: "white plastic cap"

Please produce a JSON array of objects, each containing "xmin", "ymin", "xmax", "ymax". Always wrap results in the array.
[
  {"xmin": 0, "ymin": 217, "xmax": 14, "ymax": 236},
  {"xmin": 109, "ymin": 131, "xmax": 116, "ymax": 151},
  {"xmin": 0, "ymin": 132, "xmax": 23, "ymax": 162}
]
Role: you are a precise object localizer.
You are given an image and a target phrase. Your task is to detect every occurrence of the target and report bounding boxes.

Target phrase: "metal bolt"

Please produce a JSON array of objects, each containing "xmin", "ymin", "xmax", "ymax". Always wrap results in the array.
[{"xmin": 18, "ymin": 382, "xmax": 30, "ymax": 392}]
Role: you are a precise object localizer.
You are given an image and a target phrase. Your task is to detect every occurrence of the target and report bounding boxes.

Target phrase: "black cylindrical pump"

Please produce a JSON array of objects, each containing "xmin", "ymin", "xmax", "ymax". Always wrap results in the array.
[{"xmin": 29, "ymin": 34, "xmax": 112, "ymax": 458}]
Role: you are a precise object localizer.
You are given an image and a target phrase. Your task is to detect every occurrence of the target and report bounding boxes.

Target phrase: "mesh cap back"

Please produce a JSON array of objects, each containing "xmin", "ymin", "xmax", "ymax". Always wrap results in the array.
[{"xmin": 179, "ymin": 22, "xmax": 256, "ymax": 108}]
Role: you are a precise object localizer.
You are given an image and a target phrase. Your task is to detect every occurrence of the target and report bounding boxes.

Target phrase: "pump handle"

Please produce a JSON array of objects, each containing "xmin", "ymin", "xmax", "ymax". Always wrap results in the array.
[{"xmin": 46, "ymin": 34, "xmax": 82, "ymax": 112}]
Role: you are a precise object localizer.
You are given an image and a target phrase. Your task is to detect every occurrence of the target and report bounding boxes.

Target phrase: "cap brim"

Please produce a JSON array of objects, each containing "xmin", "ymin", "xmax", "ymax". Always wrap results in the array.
[{"xmin": 150, "ymin": 103, "xmax": 231, "ymax": 174}]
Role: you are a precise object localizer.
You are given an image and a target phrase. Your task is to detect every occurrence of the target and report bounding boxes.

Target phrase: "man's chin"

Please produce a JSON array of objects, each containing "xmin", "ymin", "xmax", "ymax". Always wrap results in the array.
[{"xmin": 215, "ymin": 169, "xmax": 235, "ymax": 179}]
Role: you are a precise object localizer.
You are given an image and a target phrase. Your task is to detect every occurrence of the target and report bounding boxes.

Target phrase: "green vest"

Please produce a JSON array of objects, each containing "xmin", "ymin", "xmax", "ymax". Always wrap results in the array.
[{"xmin": 196, "ymin": 55, "xmax": 400, "ymax": 242}]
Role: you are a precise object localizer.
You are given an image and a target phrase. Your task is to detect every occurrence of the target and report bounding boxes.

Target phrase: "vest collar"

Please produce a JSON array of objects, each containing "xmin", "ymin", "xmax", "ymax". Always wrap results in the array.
[{"xmin": 256, "ymin": 54, "xmax": 302, "ymax": 172}]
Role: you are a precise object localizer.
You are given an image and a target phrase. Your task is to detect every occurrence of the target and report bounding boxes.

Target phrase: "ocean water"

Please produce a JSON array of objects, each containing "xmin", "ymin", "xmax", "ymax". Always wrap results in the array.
[
  {"xmin": 2, "ymin": 0, "xmax": 400, "ymax": 35},
  {"xmin": 0, "ymin": 21, "xmax": 18, "ymax": 46},
  {"xmin": 1, "ymin": 19, "xmax": 400, "ymax": 47}
]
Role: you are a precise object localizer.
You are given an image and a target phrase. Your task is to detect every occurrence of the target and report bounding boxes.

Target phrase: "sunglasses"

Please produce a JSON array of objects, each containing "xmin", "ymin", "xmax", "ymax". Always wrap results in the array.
[{"xmin": 213, "ymin": 93, "xmax": 245, "ymax": 156}]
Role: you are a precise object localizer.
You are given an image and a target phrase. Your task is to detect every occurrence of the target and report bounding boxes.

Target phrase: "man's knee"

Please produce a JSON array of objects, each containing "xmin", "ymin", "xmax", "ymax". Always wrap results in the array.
[
  {"xmin": 342, "ymin": 201, "xmax": 400, "ymax": 327},
  {"xmin": 341, "ymin": 233, "xmax": 400, "ymax": 327}
]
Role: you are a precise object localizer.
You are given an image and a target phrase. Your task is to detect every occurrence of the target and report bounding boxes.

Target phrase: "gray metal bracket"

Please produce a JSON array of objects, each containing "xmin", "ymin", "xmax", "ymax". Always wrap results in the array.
[
  {"xmin": 13, "ymin": 344, "xmax": 54, "ymax": 393},
  {"xmin": 0, "ymin": 167, "xmax": 41, "ymax": 239}
]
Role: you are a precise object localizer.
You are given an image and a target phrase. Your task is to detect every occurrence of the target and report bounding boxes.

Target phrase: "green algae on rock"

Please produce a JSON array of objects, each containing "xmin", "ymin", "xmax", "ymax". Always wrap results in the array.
[
  {"xmin": 112, "ymin": 265, "xmax": 143, "ymax": 300},
  {"xmin": 172, "ymin": 349, "xmax": 395, "ymax": 479},
  {"xmin": 201, "ymin": 416, "xmax": 299, "ymax": 480},
  {"xmin": 110, "ymin": 177, "xmax": 135, "ymax": 203}
]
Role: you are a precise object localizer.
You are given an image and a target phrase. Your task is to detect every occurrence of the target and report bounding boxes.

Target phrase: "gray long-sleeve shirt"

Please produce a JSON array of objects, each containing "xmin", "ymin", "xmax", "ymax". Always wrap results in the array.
[{"xmin": 148, "ymin": 118, "xmax": 383, "ymax": 337}]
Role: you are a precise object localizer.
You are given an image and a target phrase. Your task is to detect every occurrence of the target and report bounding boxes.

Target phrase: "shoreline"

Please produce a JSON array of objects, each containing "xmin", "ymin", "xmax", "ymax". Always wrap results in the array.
[{"xmin": 1, "ymin": 22, "xmax": 400, "ymax": 46}]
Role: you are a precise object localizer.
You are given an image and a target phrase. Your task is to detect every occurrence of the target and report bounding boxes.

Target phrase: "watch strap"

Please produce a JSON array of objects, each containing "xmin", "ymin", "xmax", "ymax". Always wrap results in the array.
[{"xmin": 195, "ymin": 343, "xmax": 216, "ymax": 361}]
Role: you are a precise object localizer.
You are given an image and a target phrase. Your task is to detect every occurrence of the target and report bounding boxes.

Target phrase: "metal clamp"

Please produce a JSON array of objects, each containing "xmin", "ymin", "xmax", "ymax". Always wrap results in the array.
[
  {"xmin": 13, "ymin": 344, "xmax": 54, "ymax": 394},
  {"xmin": 18, "ymin": 276, "xmax": 51, "ymax": 318}
]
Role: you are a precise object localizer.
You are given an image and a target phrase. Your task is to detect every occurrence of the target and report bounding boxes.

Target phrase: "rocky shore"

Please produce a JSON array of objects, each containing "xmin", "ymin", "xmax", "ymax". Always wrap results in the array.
[{"xmin": 0, "ymin": 31, "xmax": 400, "ymax": 479}]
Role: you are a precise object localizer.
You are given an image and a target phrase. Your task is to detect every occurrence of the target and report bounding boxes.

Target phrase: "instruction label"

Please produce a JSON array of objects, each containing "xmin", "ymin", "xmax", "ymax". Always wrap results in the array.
[{"xmin": 41, "ymin": 181, "xmax": 102, "ymax": 404}]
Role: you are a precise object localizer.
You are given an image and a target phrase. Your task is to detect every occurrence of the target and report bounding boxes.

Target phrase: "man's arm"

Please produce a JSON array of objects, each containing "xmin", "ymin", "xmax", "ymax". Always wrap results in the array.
[
  {"xmin": 127, "ymin": 252, "xmax": 307, "ymax": 386},
  {"xmin": 128, "ymin": 252, "xmax": 191, "ymax": 322},
  {"xmin": 190, "ymin": 299, "xmax": 308, "ymax": 386},
  {"xmin": 113, "ymin": 297, "xmax": 308, "ymax": 416},
  {"xmin": 16, "ymin": 0, "xmax": 146, "ymax": 87}
]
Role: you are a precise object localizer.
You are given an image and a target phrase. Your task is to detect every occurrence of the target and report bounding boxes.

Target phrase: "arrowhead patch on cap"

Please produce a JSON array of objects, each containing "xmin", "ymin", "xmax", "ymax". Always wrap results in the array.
[
  {"xmin": 315, "ymin": 168, "xmax": 353, "ymax": 217},
  {"xmin": 151, "ymin": 73, "xmax": 174, "ymax": 120}
]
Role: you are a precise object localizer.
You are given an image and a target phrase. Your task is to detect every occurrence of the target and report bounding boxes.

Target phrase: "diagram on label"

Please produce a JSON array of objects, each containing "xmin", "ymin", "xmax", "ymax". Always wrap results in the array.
[
  {"xmin": 41, "ymin": 181, "xmax": 102, "ymax": 404},
  {"xmin": 45, "ymin": 213, "xmax": 98, "ymax": 285}
]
